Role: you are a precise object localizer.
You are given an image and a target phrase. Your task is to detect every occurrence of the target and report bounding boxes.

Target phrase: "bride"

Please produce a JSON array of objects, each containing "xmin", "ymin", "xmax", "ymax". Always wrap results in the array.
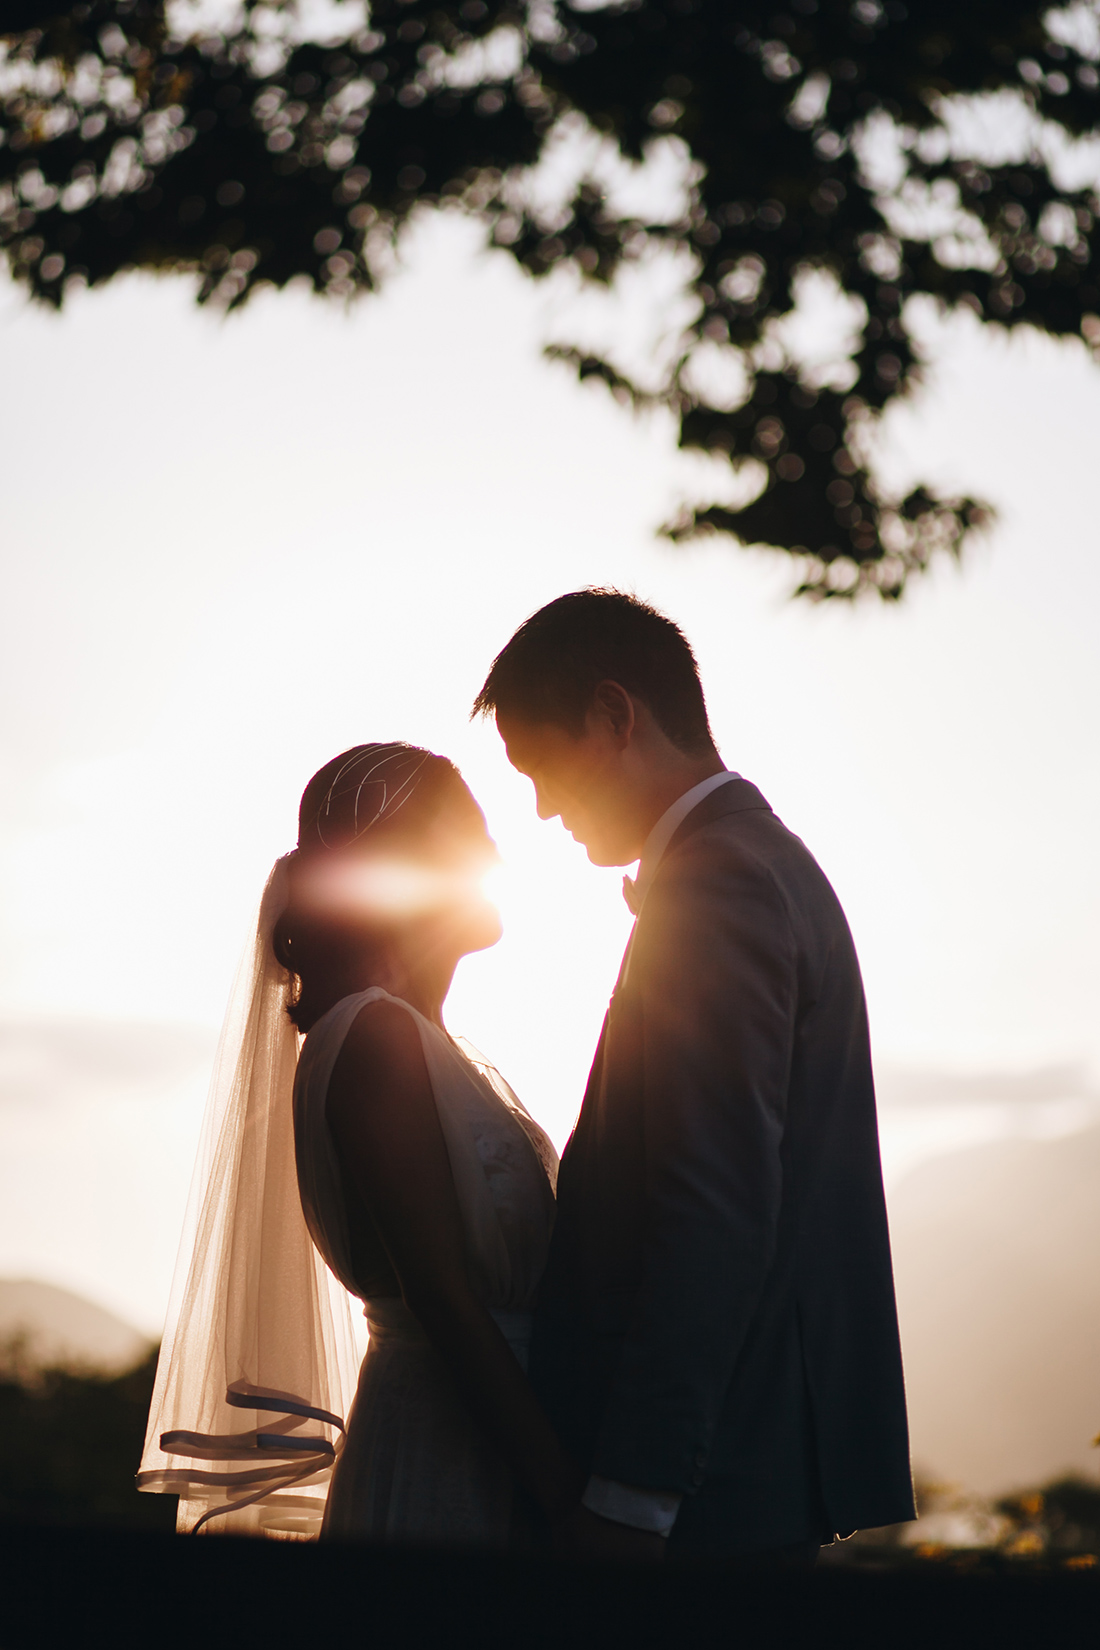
[{"xmin": 138, "ymin": 743, "xmax": 580, "ymax": 1543}]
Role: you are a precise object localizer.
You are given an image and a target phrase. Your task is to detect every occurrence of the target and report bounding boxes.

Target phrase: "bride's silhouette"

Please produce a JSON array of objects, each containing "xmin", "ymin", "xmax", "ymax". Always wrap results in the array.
[{"xmin": 139, "ymin": 744, "xmax": 574, "ymax": 1543}]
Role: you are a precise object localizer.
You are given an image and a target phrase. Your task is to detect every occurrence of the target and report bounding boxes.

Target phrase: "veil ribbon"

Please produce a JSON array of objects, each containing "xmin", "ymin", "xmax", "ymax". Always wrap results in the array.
[{"xmin": 137, "ymin": 858, "xmax": 360, "ymax": 1538}]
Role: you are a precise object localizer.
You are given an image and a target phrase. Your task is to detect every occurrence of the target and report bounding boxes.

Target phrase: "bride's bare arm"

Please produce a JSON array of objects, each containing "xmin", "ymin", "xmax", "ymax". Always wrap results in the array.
[{"xmin": 326, "ymin": 1000, "xmax": 582, "ymax": 1520}]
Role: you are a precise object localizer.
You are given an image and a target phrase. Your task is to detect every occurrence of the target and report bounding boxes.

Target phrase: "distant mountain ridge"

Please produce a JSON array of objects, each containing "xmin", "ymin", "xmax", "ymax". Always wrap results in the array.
[{"xmin": 0, "ymin": 1279, "xmax": 152, "ymax": 1374}]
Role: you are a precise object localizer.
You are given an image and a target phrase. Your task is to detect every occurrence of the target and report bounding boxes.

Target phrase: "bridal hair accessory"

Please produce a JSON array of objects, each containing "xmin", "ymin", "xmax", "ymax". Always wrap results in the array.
[
  {"xmin": 138, "ymin": 856, "xmax": 360, "ymax": 1538},
  {"xmin": 305, "ymin": 743, "xmax": 431, "ymax": 851}
]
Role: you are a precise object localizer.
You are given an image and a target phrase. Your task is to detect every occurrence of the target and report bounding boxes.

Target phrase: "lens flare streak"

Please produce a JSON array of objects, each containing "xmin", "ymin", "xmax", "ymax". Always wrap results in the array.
[{"xmin": 306, "ymin": 857, "xmax": 500, "ymax": 921}]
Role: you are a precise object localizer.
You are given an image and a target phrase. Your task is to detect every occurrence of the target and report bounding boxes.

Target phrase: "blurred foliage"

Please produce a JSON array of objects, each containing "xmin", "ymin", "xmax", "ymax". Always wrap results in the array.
[
  {"xmin": 995, "ymin": 1479, "xmax": 1100, "ymax": 1561},
  {"xmin": 823, "ymin": 1473, "xmax": 1100, "ymax": 1569},
  {"xmin": 2, "ymin": 2, "xmax": 1100, "ymax": 596},
  {"xmin": 0, "ymin": 1336, "xmax": 175, "ymax": 1531}
]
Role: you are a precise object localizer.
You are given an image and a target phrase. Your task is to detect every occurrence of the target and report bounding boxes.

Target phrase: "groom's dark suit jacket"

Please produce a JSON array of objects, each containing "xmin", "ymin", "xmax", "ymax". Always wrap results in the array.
[{"xmin": 530, "ymin": 778, "xmax": 914, "ymax": 1556}]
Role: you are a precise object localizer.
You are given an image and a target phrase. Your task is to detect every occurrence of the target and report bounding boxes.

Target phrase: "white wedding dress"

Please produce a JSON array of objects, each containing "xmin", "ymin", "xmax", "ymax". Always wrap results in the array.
[{"xmin": 293, "ymin": 987, "xmax": 558, "ymax": 1546}]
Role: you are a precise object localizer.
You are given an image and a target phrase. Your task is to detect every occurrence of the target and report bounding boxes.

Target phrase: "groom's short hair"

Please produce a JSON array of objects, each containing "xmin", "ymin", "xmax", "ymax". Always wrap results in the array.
[{"xmin": 472, "ymin": 589, "xmax": 715, "ymax": 755}]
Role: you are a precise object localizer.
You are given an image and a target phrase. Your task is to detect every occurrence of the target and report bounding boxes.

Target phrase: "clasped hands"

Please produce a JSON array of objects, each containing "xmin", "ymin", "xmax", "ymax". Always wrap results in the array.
[{"xmin": 550, "ymin": 1486, "xmax": 668, "ymax": 1564}]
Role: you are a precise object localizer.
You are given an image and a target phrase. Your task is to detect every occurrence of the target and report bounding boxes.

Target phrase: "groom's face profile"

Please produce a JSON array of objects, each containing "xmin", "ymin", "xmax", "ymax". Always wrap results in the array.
[{"xmin": 496, "ymin": 687, "xmax": 644, "ymax": 868}]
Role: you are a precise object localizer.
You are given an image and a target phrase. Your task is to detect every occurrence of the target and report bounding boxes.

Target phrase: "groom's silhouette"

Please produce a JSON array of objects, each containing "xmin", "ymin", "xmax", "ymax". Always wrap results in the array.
[{"xmin": 475, "ymin": 590, "xmax": 914, "ymax": 1563}]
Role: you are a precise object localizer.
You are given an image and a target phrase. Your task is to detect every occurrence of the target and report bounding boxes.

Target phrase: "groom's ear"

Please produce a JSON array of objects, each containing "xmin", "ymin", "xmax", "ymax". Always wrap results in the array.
[{"xmin": 589, "ymin": 681, "xmax": 636, "ymax": 747}]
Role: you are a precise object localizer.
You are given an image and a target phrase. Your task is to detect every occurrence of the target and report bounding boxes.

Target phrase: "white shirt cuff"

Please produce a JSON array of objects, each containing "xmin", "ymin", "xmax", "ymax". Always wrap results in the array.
[{"xmin": 581, "ymin": 1475, "xmax": 683, "ymax": 1537}]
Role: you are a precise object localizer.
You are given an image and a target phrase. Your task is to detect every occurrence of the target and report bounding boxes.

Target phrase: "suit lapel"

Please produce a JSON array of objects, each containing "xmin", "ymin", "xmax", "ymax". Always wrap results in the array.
[
  {"xmin": 611, "ymin": 919, "xmax": 638, "ymax": 996},
  {"xmin": 620, "ymin": 777, "xmax": 772, "ymax": 978},
  {"xmin": 562, "ymin": 780, "xmax": 770, "ymax": 1172},
  {"xmin": 559, "ymin": 1002, "xmax": 611, "ymax": 1172}
]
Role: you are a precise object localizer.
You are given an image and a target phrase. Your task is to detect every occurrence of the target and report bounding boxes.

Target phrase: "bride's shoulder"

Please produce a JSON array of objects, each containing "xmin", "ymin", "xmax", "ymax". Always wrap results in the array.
[
  {"xmin": 305, "ymin": 988, "xmax": 420, "ymax": 1057},
  {"xmin": 332, "ymin": 995, "xmax": 424, "ymax": 1079},
  {"xmin": 325, "ymin": 995, "xmax": 444, "ymax": 1131},
  {"xmin": 325, "ymin": 997, "xmax": 443, "ymax": 1166}
]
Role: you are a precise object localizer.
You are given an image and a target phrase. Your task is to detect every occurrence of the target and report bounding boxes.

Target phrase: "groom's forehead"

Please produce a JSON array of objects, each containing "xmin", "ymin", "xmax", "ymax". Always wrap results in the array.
[{"xmin": 496, "ymin": 713, "xmax": 577, "ymax": 774}]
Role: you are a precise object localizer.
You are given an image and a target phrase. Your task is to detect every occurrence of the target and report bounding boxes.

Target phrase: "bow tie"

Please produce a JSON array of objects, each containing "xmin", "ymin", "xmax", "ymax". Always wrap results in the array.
[{"xmin": 622, "ymin": 875, "xmax": 641, "ymax": 917}]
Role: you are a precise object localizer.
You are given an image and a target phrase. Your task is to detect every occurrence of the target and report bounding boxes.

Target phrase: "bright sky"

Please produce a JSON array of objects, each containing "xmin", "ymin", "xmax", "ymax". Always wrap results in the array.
[{"xmin": 1, "ymin": 209, "xmax": 1098, "ymax": 1333}]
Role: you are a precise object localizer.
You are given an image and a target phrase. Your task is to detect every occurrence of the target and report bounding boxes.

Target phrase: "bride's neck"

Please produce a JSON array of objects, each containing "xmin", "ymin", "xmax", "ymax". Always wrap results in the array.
[{"xmin": 319, "ymin": 950, "xmax": 456, "ymax": 1028}]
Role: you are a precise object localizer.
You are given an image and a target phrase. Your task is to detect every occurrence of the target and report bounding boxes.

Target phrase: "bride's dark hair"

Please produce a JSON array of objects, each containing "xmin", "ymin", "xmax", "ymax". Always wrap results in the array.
[{"xmin": 274, "ymin": 743, "xmax": 471, "ymax": 1032}]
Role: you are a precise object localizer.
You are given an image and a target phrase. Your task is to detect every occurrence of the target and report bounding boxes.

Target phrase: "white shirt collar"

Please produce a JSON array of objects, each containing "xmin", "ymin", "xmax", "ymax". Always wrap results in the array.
[{"xmin": 632, "ymin": 770, "xmax": 740, "ymax": 903}]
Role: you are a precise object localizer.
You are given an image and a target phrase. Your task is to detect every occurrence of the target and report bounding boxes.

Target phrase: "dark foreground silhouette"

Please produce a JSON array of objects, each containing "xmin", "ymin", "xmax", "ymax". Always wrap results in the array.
[{"xmin": 3, "ymin": 1521, "xmax": 1099, "ymax": 1650}]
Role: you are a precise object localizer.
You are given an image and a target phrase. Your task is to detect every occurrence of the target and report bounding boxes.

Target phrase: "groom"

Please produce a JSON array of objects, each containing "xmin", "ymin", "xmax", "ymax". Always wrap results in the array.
[{"xmin": 474, "ymin": 589, "xmax": 914, "ymax": 1563}]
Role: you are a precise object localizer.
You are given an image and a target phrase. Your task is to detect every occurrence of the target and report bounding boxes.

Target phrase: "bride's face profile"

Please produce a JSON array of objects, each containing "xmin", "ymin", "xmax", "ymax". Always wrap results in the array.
[
  {"xmin": 402, "ymin": 796, "xmax": 504, "ymax": 962},
  {"xmin": 279, "ymin": 746, "xmax": 502, "ymax": 1028},
  {"xmin": 299, "ymin": 790, "xmax": 502, "ymax": 964}
]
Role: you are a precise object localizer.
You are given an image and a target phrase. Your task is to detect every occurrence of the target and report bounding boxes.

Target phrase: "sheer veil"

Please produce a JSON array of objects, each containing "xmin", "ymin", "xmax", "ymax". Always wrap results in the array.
[{"xmin": 138, "ymin": 857, "xmax": 360, "ymax": 1537}]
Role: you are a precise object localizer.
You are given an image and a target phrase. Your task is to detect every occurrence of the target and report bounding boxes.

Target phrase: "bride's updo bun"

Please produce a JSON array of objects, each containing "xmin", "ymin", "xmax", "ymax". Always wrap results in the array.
[{"xmin": 274, "ymin": 743, "xmax": 475, "ymax": 1031}]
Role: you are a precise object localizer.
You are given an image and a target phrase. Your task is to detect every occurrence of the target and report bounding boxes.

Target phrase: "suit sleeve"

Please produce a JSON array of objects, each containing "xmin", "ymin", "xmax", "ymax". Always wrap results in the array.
[{"xmin": 590, "ymin": 844, "xmax": 797, "ymax": 1493}]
